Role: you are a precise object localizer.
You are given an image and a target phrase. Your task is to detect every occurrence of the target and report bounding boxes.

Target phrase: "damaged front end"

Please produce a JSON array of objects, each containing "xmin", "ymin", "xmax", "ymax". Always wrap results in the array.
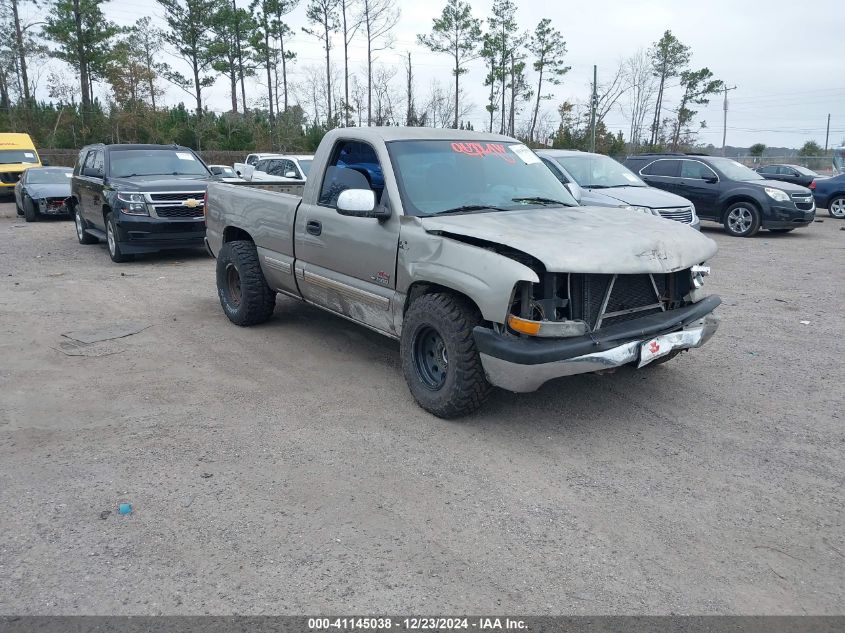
[{"xmin": 475, "ymin": 265, "xmax": 721, "ymax": 392}]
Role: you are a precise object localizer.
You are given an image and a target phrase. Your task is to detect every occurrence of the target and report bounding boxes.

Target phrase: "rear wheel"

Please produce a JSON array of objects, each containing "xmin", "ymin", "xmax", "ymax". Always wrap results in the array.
[
  {"xmin": 828, "ymin": 196, "xmax": 845, "ymax": 219},
  {"xmin": 74, "ymin": 207, "xmax": 98, "ymax": 244},
  {"xmin": 216, "ymin": 240, "xmax": 276, "ymax": 326},
  {"xmin": 106, "ymin": 213, "xmax": 132, "ymax": 262},
  {"xmin": 723, "ymin": 202, "xmax": 761, "ymax": 237},
  {"xmin": 401, "ymin": 293, "xmax": 491, "ymax": 419}
]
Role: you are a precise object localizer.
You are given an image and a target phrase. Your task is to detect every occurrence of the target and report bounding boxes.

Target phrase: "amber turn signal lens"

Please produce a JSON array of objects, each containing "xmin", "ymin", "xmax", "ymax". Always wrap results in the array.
[{"xmin": 507, "ymin": 315, "xmax": 541, "ymax": 336}]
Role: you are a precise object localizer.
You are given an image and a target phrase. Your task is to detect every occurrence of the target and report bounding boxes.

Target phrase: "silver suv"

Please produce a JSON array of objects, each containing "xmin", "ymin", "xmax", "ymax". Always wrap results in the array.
[{"xmin": 537, "ymin": 149, "xmax": 700, "ymax": 230}]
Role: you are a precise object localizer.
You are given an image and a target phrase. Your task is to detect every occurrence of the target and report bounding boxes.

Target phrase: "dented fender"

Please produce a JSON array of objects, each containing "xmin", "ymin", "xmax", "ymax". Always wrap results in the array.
[{"xmin": 395, "ymin": 216, "xmax": 539, "ymax": 329}]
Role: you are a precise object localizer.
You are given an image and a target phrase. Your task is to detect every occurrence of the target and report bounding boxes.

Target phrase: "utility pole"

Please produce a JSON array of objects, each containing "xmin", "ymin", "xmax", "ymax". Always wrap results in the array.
[
  {"xmin": 824, "ymin": 113, "xmax": 831, "ymax": 152},
  {"xmin": 721, "ymin": 85, "xmax": 737, "ymax": 156},
  {"xmin": 589, "ymin": 65, "xmax": 597, "ymax": 153}
]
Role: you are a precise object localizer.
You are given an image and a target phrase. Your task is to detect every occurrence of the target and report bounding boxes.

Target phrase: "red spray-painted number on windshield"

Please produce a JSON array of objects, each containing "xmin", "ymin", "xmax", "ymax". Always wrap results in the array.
[{"xmin": 451, "ymin": 142, "xmax": 516, "ymax": 163}]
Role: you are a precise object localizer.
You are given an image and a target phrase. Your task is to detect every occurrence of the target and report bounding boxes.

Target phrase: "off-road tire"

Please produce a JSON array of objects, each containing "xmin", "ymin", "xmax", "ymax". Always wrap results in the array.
[
  {"xmin": 828, "ymin": 196, "xmax": 845, "ymax": 219},
  {"xmin": 216, "ymin": 240, "xmax": 276, "ymax": 326},
  {"xmin": 401, "ymin": 293, "xmax": 491, "ymax": 419},
  {"xmin": 74, "ymin": 207, "xmax": 98, "ymax": 244},
  {"xmin": 106, "ymin": 213, "xmax": 132, "ymax": 262},
  {"xmin": 23, "ymin": 197, "xmax": 38, "ymax": 222},
  {"xmin": 723, "ymin": 201, "xmax": 761, "ymax": 237}
]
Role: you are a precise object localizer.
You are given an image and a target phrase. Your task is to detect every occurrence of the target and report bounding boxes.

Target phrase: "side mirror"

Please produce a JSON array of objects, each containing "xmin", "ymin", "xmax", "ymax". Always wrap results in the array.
[
  {"xmin": 336, "ymin": 189, "xmax": 388, "ymax": 219},
  {"xmin": 83, "ymin": 167, "xmax": 102, "ymax": 178},
  {"xmin": 284, "ymin": 170, "xmax": 297, "ymax": 179},
  {"xmin": 703, "ymin": 175, "xmax": 718, "ymax": 184},
  {"xmin": 564, "ymin": 181, "xmax": 583, "ymax": 204}
]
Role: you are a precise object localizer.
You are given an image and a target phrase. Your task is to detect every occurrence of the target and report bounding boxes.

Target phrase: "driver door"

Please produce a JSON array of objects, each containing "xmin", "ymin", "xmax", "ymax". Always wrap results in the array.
[{"xmin": 293, "ymin": 139, "xmax": 400, "ymax": 335}]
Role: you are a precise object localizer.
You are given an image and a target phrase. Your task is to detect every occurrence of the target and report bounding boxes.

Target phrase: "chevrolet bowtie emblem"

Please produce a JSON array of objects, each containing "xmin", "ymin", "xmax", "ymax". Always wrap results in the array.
[{"xmin": 184, "ymin": 198, "xmax": 200, "ymax": 208}]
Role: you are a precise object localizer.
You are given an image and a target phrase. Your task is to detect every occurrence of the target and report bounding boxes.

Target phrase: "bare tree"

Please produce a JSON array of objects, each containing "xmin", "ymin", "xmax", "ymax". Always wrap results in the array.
[
  {"xmin": 623, "ymin": 49, "xmax": 657, "ymax": 151},
  {"xmin": 303, "ymin": 0, "xmax": 339, "ymax": 127},
  {"xmin": 357, "ymin": 0, "xmax": 399, "ymax": 126},
  {"xmin": 350, "ymin": 72, "xmax": 366, "ymax": 126},
  {"xmin": 371, "ymin": 64, "xmax": 398, "ymax": 125},
  {"xmin": 339, "ymin": 0, "xmax": 362, "ymax": 125},
  {"xmin": 404, "ymin": 51, "xmax": 418, "ymax": 126}
]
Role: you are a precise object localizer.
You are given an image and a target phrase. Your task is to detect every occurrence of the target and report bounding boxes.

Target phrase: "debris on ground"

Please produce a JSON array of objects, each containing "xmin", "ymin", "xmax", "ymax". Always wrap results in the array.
[
  {"xmin": 118, "ymin": 503, "xmax": 132, "ymax": 515},
  {"xmin": 62, "ymin": 322, "xmax": 150, "ymax": 344}
]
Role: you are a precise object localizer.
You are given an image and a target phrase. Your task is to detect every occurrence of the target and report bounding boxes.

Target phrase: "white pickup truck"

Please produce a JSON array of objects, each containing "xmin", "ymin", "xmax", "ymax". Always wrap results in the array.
[
  {"xmin": 233, "ymin": 154, "xmax": 313, "ymax": 182},
  {"xmin": 205, "ymin": 127, "xmax": 720, "ymax": 418}
]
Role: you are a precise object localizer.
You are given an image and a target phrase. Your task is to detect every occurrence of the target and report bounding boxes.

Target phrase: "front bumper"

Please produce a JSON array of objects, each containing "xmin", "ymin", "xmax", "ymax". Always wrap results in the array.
[
  {"xmin": 114, "ymin": 210, "xmax": 206, "ymax": 254},
  {"xmin": 474, "ymin": 295, "xmax": 721, "ymax": 392},
  {"xmin": 763, "ymin": 204, "xmax": 815, "ymax": 229}
]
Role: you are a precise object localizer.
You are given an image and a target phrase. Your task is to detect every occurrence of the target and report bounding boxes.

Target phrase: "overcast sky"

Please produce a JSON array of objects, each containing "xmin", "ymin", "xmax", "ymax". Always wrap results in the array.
[{"xmin": 23, "ymin": 0, "xmax": 845, "ymax": 149}]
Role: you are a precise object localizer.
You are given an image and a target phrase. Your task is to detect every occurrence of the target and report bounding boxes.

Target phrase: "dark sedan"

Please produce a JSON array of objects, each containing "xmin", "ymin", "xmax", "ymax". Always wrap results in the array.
[
  {"xmin": 812, "ymin": 173, "xmax": 845, "ymax": 218},
  {"xmin": 755, "ymin": 164, "xmax": 819, "ymax": 189},
  {"xmin": 14, "ymin": 166, "xmax": 74, "ymax": 222}
]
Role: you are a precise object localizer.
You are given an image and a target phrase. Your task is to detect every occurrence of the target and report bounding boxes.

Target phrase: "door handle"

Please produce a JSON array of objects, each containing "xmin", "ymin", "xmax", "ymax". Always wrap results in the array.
[{"xmin": 306, "ymin": 220, "xmax": 322, "ymax": 236}]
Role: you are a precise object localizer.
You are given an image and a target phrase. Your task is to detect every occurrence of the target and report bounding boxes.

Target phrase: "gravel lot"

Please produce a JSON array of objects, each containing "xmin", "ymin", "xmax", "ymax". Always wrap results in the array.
[{"xmin": 0, "ymin": 201, "xmax": 843, "ymax": 615}]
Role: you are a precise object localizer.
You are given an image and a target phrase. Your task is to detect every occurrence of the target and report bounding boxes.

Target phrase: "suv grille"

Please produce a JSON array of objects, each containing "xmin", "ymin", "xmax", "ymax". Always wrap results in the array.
[
  {"xmin": 148, "ymin": 191, "xmax": 205, "ymax": 218},
  {"xmin": 656, "ymin": 206, "xmax": 694, "ymax": 223},
  {"xmin": 791, "ymin": 193, "xmax": 814, "ymax": 211}
]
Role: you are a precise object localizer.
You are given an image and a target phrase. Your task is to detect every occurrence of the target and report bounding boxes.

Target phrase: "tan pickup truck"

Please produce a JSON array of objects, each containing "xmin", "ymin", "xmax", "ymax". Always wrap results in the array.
[{"xmin": 205, "ymin": 127, "xmax": 720, "ymax": 418}]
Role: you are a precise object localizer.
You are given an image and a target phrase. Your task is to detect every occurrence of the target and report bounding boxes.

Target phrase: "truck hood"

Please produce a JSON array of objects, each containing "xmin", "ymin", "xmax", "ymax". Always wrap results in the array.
[
  {"xmin": 585, "ymin": 185, "xmax": 692, "ymax": 208},
  {"xmin": 106, "ymin": 175, "xmax": 212, "ymax": 191},
  {"xmin": 23, "ymin": 183, "xmax": 71, "ymax": 199},
  {"xmin": 419, "ymin": 206, "xmax": 717, "ymax": 274}
]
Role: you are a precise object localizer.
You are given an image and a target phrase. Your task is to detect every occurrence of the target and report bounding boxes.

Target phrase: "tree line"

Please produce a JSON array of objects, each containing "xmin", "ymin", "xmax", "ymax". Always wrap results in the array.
[{"xmin": 0, "ymin": 0, "xmax": 725, "ymax": 155}]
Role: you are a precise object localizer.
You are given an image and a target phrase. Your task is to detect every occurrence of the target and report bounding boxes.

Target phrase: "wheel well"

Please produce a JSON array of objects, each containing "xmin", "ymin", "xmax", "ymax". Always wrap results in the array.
[
  {"xmin": 826, "ymin": 191, "xmax": 845, "ymax": 205},
  {"xmin": 102, "ymin": 205, "xmax": 112, "ymax": 224},
  {"xmin": 720, "ymin": 196, "xmax": 761, "ymax": 221},
  {"xmin": 403, "ymin": 282, "xmax": 483, "ymax": 320},
  {"xmin": 223, "ymin": 225, "xmax": 254, "ymax": 243}
]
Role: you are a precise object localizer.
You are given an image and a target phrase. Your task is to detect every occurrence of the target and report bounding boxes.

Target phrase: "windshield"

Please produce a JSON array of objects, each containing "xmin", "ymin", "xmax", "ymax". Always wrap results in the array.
[
  {"xmin": 387, "ymin": 140, "xmax": 577, "ymax": 216},
  {"xmin": 792, "ymin": 165, "xmax": 817, "ymax": 176},
  {"xmin": 554, "ymin": 154, "xmax": 645, "ymax": 188},
  {"xmin": 27, "ymin": 169, "xmax": 72, "ymax": 184},
  {"xmin": 707, "ymin": 157, "xmax": 763, "ymax": 181},
  {"xmin": 109, "ymin": 149, "xmax": 210, "ymax": 178},
  {"xmin": 298, "ymin": 159, "xmax": 313, "ymax": 176},
  {"xmin": 0, "ymin": 149, "xmax": 39, "ymax": 164},
  {"xmin": 216, "ymin": 166, "xmax": 236, "ymax": 177}
]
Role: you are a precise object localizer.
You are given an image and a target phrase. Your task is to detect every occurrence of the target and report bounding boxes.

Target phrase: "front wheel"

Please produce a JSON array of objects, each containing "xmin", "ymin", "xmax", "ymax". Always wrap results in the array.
[
  {"xmin": 723, "ymin": 202, "xmax": 761, "ymax": 237},
  {"xmin": 216, "ymin": 240, "xmax": 276, "ymax": 326},
  {"xmin": 23, "ymin": 197, "xmax": 38, "ymax": 222},
  {"xmin": 828, "ymin": 196, "xmax": 845, "ymax": 219},
  {"xmin": 106, "ymin": 213, "xmax": 133, "ymax": 262},
  {"xmin": 400, "ymin": 293, "xmax": 491, "ymax": 419}
]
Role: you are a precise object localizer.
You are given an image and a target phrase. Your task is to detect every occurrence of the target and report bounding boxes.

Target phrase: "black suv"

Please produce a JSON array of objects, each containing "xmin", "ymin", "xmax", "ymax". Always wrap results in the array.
[
  {"xmin": 70, "ymin": 144, "xmax": 212, "ymax": 262},
  {"xmin": 623, "ymin": 153, "xmax": 815, "ymax": 237}
]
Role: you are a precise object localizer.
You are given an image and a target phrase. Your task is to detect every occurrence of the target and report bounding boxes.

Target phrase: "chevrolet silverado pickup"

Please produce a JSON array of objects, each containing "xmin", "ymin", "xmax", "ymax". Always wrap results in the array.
[{"xmin": 205, "ymin": 128, "xmax": 721, "ymax": 418}]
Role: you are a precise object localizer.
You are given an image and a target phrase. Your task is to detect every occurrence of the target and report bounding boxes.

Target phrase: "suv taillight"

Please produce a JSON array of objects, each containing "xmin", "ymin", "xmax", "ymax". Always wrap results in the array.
[{"xmin": 809, "ymin": 179, "xmax": 816, "ymax": 190}]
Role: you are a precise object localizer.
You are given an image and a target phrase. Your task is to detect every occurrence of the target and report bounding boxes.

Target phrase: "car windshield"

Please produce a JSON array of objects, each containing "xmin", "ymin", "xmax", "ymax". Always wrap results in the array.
[
  {"xmin": 386, "ymin": 140, "xmax": 577, "ymax": 216},
  {"xmin": 0, "ymin": 149, "xmax": 39, "ymax": 164},
  {"xmin": 792, "ymin": 165, "xmax": 817, "ymax": 176},
  {"xmin": 109, "ymin": 149, "xmax": 210, "ymax": 178},
  {"xmin": 707, "ymin": 157, "xmax": 763, "ymax": 181},
  {"xmin": 554, "ymin": 154, "xmax": 646, "ymax": 188},
  {"xmin": 216, "ymin": 166, "xmax": 236, "ymax": 177},
  {"xmin": 298, "ymin": 159, "xmax": 313, "ymax": 176},
  {"xmin": 27, "ymin": 169, "xmax": 72, "ymax": 184}
]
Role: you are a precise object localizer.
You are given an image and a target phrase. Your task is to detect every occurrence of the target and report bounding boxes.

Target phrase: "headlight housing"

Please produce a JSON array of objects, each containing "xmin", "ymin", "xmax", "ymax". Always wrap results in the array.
[
  {"xmin": 764, "ymin": 187, "xmax": 790, "ymax": 202},
  {"xmin": 691, "ymin": 264, "xmax": 711, "ymax": 289},
  {"xmin": 625, "ymin": 205, "xmax": 659, "ymax": 216},
  {"xmin": 116, "ymin": 192, "xmax": 149, "ymax": 216}
]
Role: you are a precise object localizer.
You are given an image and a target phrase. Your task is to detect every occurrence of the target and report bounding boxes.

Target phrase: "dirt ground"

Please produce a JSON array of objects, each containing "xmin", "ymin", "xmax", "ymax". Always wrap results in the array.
[{"xmin": 0, "ymin": 201, "xmax": 843, "ymax": 615}]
